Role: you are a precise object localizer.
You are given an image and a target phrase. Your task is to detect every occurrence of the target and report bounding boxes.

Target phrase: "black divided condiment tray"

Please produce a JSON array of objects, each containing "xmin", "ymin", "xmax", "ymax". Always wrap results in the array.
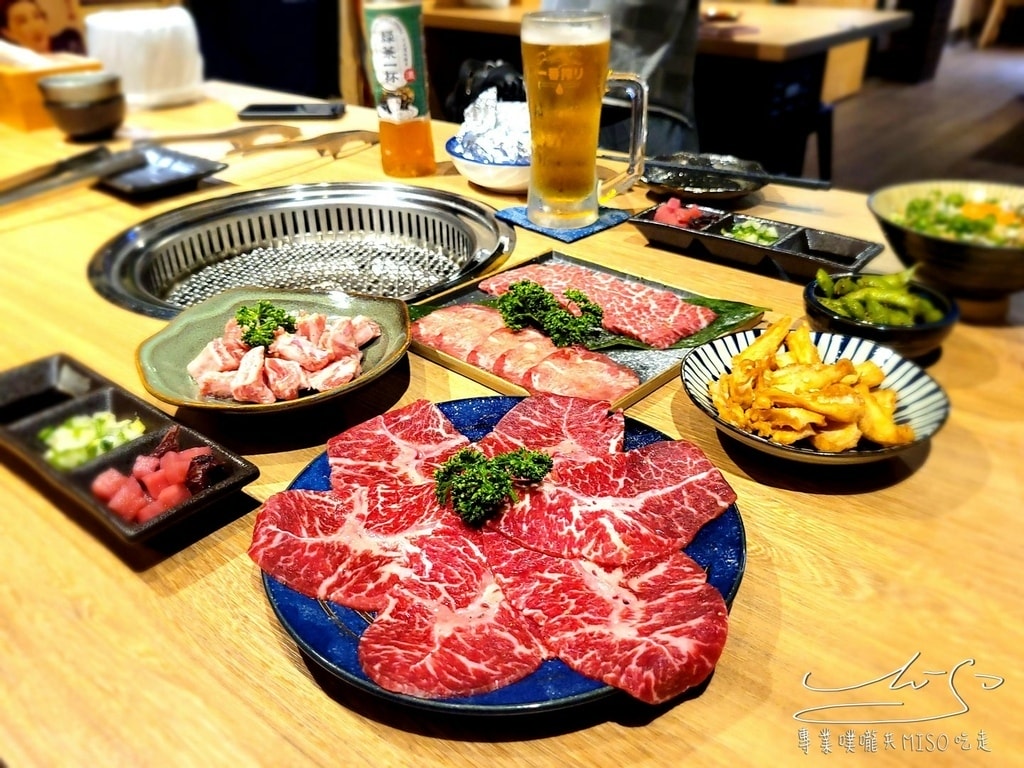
[
  {"xmin": 0, "ymin": 354, "xmax": 259, "ymax": 543},
  {"xmin": 630, "ymin": 203, "xmax": 883, "ymax": 282}
]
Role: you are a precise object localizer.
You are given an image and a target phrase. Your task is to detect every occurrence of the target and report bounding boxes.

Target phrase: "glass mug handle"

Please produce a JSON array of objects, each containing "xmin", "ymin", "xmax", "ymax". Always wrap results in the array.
[{"xmin": 598, "ymin": 72, "xmax": 649, "ymax": 201}]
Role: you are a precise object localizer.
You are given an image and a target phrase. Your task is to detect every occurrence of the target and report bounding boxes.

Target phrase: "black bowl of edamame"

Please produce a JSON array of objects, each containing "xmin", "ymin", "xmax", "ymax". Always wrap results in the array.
[{"xmin": 803, "ymin": 269, "xmax": 958, "ymax": 361}]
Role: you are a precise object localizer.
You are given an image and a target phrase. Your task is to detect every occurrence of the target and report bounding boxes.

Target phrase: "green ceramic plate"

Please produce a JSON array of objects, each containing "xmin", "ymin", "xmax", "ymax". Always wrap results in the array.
[{"xmin": 136, "ymin": 287, "xmax": 411, "ymax": 413}]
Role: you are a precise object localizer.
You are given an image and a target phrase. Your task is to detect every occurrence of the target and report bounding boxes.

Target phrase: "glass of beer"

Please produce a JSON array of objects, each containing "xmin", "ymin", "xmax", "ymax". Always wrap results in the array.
[{"xmin": 521, "ymin": 10, "xmax": 648, "ymax": 229}]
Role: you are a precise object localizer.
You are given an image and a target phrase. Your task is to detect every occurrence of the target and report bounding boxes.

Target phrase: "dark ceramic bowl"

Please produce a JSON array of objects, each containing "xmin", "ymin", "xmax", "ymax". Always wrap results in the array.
[
  {"xmin": 803, "ymin": 272, "xmax": 958, "ymax": 360},
  {"xmin": 37, "ymin": 71, "xmax": 122, "ymax": 103},
  {"xmin": 43, "ymin": 94, "xmax": 126, "ymax": 141},
  {"xmin": 867, "ymin": 180, "xmax": 1024, "ymax": 301}
]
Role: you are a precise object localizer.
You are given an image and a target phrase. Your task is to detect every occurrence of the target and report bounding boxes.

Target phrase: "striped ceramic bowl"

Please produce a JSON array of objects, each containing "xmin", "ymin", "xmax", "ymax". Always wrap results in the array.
[{"xmin": 680, "ymin": 329, "xmax": 950, "ymax": 465}]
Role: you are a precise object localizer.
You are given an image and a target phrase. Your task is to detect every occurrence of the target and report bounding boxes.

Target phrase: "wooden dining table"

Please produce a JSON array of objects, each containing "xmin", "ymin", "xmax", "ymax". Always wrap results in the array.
[{"xmin": 0, "ymin": 81, "xmax": 1020, "ymax": 768}]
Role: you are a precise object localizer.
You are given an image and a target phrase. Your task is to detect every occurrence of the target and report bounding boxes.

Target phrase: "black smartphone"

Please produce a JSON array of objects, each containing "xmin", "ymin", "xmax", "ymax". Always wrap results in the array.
[{"xmin": 237, "ymin": 102, "xmax": 346, "ymax": 120}]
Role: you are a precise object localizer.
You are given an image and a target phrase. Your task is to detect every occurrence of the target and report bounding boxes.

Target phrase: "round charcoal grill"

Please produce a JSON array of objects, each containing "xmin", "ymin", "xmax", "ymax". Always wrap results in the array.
[{"xmin": 88, "ymin": 182, "xmax": 516, "ymax": 318}]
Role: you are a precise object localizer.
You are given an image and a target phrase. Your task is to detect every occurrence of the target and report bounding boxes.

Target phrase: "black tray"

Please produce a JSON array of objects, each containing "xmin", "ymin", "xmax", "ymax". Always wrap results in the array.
[
  {"xmin": 99, "ymin": 145, "xmax": 227, "ymax": 199},
  {"xmin": 630, "ymin": 203, "xmax": 883, "ymax": 282},
  {"xmin": 0, "ymin": 354, "xmax": 259, "ymax": 543}
]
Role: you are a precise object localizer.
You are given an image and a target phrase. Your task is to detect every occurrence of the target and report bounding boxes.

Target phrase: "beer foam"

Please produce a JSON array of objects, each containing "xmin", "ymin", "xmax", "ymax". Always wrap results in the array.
[{"xmin": 521, "ymin": 14, "xmax": 609, "ymax": 46}]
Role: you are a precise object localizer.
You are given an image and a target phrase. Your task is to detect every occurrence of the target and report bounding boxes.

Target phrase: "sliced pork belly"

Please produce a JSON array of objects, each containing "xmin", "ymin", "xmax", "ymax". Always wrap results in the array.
[
  {"xmin": 478, "ymin": 262, "xmax": 717, "ymax": 349},
  {"xmin": 327, "ymin": 398, "xmax": 470, "ymax": 489},
  {"xmin": 186, "ymin": 337, "xmax": 247, "ymax": 380},
  {"xmin": 359, "ymin": 519, "xmax": 549, "ymax": 699},
  {"xmin": 524, "ymin": 347, "xmax": 639, "ymax": 402},
  {"xmin": 231, "ymin": 346, "xmax": 276, "ymax": 404},
  {"xmin": 492, "ymin": 439, "xmax": 736, "ymax": 565},
  {"xmin": 410, "ymin": 304, "xmax": 507, "ymax": 360},
  {"xmin": 264, "ymin": 357, "xmax": 306, "ymax": 401},
  {"xmin": 476, "ymin": 394, "xmax": 624, "ymax": 461},
  {"xmin": 480, "ymin": 529, "xmax": 728, "ymax": 705}
]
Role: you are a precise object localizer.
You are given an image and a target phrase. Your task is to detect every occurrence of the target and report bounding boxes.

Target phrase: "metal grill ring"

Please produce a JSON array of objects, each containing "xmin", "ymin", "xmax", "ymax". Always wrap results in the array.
[{"xmin": 88, "ymin": 182, "xmax": 516, "ymax": 319}]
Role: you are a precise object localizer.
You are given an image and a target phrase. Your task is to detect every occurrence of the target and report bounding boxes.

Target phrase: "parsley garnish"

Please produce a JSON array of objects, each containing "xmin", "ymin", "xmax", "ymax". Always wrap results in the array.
[
  {"xmin": 496, "ymin": 280, "xmax": 604, "ymax": 347},
  {"xmin": 434, "ymin": 447, "xmax": 553, "ymax": 526},
  {"xmin": 234, "ymin": 300, "xmax": 297, "ymax": 347}
]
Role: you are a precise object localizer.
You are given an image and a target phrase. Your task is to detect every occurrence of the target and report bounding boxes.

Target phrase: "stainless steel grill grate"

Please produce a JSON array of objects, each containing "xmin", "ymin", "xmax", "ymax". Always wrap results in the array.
[{"xmin": 89, "ymin": 182, "xmax": 516, "ymax": 318}]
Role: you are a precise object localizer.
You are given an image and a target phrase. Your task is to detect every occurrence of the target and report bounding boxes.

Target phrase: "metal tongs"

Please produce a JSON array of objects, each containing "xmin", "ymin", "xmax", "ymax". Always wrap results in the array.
[
  {"xmin": 226, "ymin": 130, "xmax": 380, "ymax": 158},
  {"xmin": 0, "ymin": 146, "xmax": 148, "ymax": 209},
  {"xmin": 129, "ymin": 123, "xmax": 303, "ymax": 151}
]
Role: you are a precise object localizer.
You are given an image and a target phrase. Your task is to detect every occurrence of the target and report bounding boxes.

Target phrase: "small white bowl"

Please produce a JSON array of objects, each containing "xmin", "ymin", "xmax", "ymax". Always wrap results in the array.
[{"xmin": 445, "ymin": 137, "xmax": 530, "ymax": 194}]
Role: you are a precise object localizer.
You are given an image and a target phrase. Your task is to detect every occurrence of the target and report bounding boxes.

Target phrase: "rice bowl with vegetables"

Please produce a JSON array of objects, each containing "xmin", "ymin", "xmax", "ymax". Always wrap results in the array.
[
  {"xmin": 867, "ymin": 180, "xmax": 1024, "ymax": 301},
  {"xmin": 891, "ymin": 189, "xmax": 1023, "ymax": 248}
]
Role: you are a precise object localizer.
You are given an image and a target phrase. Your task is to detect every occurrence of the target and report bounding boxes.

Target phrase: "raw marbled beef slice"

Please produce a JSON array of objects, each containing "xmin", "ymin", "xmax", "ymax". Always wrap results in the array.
[
  {"xmin": 327, "ymin": 398, "xmax": 470, "ymax": 489},
  {"xmin": 480, "ymin": 529, "xmax": 729, "ymax": 705},
  {"xmin": 248, "ymin": 487, "xmax": 441, "ymax": 611},
  {"xmin": 359, "ymin": 520, "xmax": 550, "ymax": 699},
  {"xmin": 478, "ymin": 263, "xmax": 717, "ymax": 349},
  {"xmin": 475, "ymin": 393, "xmax": 625, "ymax": 462},
  {"xmin": 493, "ymin": 439, "xmax": 736, "ymax": 565}
]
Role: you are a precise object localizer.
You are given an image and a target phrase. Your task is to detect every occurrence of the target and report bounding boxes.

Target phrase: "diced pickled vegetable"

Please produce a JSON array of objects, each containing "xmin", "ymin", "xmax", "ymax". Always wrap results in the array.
[
  {"xmin": 38, "ymin": 411, "xmax": 146, "ymax": 470},
  {"xmin": 722, "ymin": 220, "xmax": 780, "ymax": 245}
]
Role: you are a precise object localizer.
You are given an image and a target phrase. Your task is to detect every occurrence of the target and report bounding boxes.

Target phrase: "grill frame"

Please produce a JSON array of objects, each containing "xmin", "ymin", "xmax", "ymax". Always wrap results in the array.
[{"xmin": 88, "ymin": 182, "xmax": 516, "ymax": 319}]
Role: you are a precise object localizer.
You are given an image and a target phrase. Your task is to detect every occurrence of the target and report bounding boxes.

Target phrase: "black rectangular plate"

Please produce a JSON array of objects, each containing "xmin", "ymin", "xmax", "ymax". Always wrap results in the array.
[
  {"xmin": 0, "ymin": 354, "xmax": 259, "ymax": 543},
  {"xmin": 99, "ymin": 145, "xmax": 227, "ymax": 198}
]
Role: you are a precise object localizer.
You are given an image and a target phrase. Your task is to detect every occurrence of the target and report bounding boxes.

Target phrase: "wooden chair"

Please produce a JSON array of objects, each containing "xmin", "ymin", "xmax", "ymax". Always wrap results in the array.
[{"xmin": 979, "ymin": 0, "xmax": 1024, "ymax": 48}]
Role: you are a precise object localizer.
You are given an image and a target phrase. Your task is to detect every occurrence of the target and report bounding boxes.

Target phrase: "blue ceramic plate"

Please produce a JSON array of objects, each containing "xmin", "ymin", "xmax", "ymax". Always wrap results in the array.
[
  {"xmin": 262, "ymin": 396, "xmax": 746, "ymax": 716},
  {"xmin": 681, "ymin": 330, "xmax": 951, "ymax": 465}
]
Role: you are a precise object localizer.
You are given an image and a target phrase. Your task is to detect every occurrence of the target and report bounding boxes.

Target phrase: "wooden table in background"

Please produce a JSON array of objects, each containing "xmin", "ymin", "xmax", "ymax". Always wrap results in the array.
[
  {"xmin": 421, "ymin": 0, "xmax": 910, "ymax": 176},
  {"xmin": 0, "ymin": 81, "xmax": 1020, "ymax": 767}
]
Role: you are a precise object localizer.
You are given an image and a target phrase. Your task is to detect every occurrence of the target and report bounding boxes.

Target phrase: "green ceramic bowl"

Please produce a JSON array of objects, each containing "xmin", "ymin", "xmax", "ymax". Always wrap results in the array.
[{"xmin": 136, "ymin": 287, "xmax": 411, "ymax": 413}]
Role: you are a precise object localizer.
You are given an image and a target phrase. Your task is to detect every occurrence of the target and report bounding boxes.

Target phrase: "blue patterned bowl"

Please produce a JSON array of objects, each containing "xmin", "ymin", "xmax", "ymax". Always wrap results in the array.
[
  {"xmin": 680, "ymin": 329, "xmax": 950, "ymax": 465},
  {"xmin": 445, "ymin": 137, "xmax": 530, "ymax": 193}
]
